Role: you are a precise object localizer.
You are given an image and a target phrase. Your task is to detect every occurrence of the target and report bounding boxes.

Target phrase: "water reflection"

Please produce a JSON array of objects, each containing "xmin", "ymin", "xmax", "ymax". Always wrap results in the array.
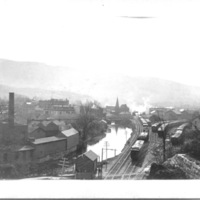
[{"xmin": 87, "ymin": 126, "xmax": 132, "ymax": 161}]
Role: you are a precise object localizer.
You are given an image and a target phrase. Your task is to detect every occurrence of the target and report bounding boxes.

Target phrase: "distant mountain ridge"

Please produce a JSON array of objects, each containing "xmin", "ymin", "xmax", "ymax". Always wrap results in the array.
[{"xmin": 1, "ymin": 58, "xmax": 200, "ymax": 110}]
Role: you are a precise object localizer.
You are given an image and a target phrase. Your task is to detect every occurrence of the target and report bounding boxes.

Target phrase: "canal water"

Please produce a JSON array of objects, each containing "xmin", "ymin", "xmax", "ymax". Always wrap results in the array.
[{"xmin": 87, "ymin": 125, "xmax": 132, "ymax": 161}]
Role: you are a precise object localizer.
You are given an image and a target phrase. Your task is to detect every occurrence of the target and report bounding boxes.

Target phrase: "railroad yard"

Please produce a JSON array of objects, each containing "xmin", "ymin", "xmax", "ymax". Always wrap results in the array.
[{"xmin": 103, "ymin": 117, "xmax": 160, "ymax": 180}]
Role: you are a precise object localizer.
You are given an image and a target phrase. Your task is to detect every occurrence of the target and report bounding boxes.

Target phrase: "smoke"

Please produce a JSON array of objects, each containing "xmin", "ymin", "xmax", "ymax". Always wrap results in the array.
[{"xmin": 129, "ymin": 97, "xmax": 152, "ymax": 114}]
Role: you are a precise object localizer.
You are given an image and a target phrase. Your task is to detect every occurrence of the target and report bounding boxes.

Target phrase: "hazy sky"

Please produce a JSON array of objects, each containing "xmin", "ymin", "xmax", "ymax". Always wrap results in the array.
[{"xmin": 0, "ymin": 0, "xmax": 200, "ymax": 86}]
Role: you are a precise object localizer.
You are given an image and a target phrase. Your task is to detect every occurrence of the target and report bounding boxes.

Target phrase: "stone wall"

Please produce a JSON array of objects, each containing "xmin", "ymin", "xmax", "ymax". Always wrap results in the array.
[{"xmin": 164, "ymin": 154, "xmax": 200, "ymax": 179}]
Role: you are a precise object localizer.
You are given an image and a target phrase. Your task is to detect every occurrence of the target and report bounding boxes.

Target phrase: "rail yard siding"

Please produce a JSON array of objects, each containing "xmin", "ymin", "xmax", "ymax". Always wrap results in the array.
[{"xmin": 164, "ymin": 154, "xmax": 200, "ymax": 179}]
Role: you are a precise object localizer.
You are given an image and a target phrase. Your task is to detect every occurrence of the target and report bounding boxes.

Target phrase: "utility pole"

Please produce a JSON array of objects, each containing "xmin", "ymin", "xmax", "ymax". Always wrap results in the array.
[
  {"xmin": 105, "ymin": 141, "xmax": 108, "ymax": 161},
  {"xmin": 105, "ymin": 141, "xmax": 108, "ymax": 170},
  {"xmin": 101, "ymin": 148, "xmax": 103, "ymax": 162}
]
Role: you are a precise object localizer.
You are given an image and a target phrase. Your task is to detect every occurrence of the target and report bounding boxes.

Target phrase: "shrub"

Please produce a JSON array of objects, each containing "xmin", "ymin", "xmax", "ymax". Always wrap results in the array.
[
  {"xmin": 182, "ymin": 140, "xmax": 200, "ymax": 159},
  {"xmin": 147, "ymin": 163, "xmax": 187, "ymax": 179}
]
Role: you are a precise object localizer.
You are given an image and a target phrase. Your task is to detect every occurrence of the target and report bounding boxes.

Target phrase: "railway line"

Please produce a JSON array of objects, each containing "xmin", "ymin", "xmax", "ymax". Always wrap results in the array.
[
  {"xmin": 104, "ymin": 118, "xmax": 142, "ymax": 179},
  {"xmin": 105, "ymin": 117, "xmax": 187, "ymax": 180},
  {"xmin": 104, "ymin": 116, "xmax": 162, "ymax": 180}
]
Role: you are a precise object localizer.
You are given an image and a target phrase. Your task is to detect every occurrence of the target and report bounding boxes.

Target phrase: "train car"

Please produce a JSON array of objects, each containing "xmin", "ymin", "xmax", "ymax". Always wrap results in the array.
[
  {"xmin": 142, "ymin": 123, "xmax": 149, "ymax": 132},
  {"xmin": 176, "ymin": 122, "xmax": 189, "ymax": 131},
  {"xmin": 130, "ymin": 140, "xmax": 145, "ymax": 161},
  {"xmin": 138, "ymin": 131, "xmax": 149, "ymax": 142},
  {"xmin": 145, "ymin": 119, "xmax": 151, "ymax": 127},
  {"xmin": 171, "ymin": 130, "xmax": 184, "ymax": 145},
  {"xmin": 157, "ymin": 122, "xmax": 169, "ymax": 138},
  {"xmin": 157, "ymin": 120, "xmax": 187, "ymax": 138},
  {"xmin": 171, "ymin": 123, "xmax": 189, "ymax": 145},
  {"xmin": 152, "ymin": 122, "xmax": 161, "ymax": 132}
]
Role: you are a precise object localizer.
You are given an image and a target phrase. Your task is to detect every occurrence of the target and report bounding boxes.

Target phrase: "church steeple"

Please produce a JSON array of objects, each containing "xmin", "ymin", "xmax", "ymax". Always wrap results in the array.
[{"xmin": 115, "ymin": 97, "xmax": 120, "ymax": 114}]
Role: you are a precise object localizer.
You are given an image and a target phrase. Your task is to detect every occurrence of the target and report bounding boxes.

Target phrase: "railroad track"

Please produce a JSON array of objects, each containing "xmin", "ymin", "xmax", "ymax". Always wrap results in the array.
[
  {"xmin": 104, "ymin": 119, "xmax": 142, "ymax": 179},
  {"xmin": 120, "ymin": 126, "xmax": 160, "ymax": 180}
]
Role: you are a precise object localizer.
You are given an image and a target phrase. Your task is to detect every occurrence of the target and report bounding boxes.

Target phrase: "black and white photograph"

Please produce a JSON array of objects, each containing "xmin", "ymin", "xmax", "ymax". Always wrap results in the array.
[{"xmin": 0, "ymin": 0, "xmax": 200, "ymax": 199}]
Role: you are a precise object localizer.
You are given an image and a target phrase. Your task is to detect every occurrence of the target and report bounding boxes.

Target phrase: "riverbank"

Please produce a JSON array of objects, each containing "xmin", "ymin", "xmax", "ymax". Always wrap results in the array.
[
  {"xmin": 101, "ymin": 135, "xmax": 133, "ymax": 177},
  {"xmin": 101, "ymin": 126, "xmax": 136, "ymax": 178},
  {"xmin": 86, "ymin": 133, "xmax": 106, "ymax": 146}
]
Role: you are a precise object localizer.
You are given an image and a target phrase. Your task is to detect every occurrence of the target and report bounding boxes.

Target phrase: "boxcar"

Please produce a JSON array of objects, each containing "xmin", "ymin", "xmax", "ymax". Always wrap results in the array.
[
  {"xmin": 152, "ymin": 122, "xmax": 162, "ymax": 133},
  {"xmin": 138, "ymin": 131, "xmax": 149, "ymax": 142},
  {"xmin": 145, "ymin": 119, "xmax": 151, "ymax": 127},
  {"xmin": 130, "ymin": 140, "xmax": 145, "ymax": 161},
  {"xmin": 171, "ymin": 130, "xmax": 184, "ymax": 145},
  {"xmin": 157, "ymin": 123, "xmax": 169, "ymax": 138}
]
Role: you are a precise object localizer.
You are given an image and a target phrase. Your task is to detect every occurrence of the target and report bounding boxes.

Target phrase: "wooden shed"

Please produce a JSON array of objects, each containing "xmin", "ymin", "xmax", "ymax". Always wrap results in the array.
[
  {"xmin": 75, "ymin": 150, "xmax": 98, "ymax": 179},
  {"xmin": 59, "ymin": 128, "xmax": 79, "ymax": 154}
]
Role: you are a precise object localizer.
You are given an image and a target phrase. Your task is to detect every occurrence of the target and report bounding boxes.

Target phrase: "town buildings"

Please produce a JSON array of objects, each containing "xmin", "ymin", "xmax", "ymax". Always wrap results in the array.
[
  {"xmin": 105, "ymin": 98, "xmax": 131, "ymax": 120},
  {"xmin": 149, "ymin": 107, "xmax": 194, "ymax": 122},
  {"xmin": 0, "ymin": 93, "xmax": 80, "ymax": 177}
]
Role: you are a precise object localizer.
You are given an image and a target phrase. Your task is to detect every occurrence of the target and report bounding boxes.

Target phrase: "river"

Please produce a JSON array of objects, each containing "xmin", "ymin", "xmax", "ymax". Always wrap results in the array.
[{"xmin": 87, "ymin": 125, "xmax": 132, "ymax": 161}]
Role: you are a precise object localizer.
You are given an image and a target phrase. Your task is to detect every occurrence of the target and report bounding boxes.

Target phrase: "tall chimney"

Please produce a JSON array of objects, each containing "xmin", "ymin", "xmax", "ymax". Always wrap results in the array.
[{"xmin": 9, "ymin": 92, "xmax": 14, "ymax": 127}]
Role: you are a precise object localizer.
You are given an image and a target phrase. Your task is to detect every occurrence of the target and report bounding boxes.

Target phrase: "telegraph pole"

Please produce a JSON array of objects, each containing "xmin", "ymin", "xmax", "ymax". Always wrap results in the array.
[
  {"xmin": 105, "ymin": 141, "xmax": 108, "ymax": 161},
  {"xmin": 101, "ymin": 148, "xmax": 103, "ymax": 162}
]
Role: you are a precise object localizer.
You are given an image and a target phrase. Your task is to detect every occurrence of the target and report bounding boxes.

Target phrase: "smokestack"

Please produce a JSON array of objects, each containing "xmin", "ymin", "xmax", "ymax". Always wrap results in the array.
[{"xmin": 9, "ymin": 92, "xmax": 14, "ymax": 127}]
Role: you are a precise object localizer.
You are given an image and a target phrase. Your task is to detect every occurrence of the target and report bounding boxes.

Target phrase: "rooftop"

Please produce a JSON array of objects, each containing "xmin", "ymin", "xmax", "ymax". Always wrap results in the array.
[
  {"xmin": 84, "ymin": 150, "xmax": 98, "ymax": 161},
  {"xmin": 61, "ymin": 128, "xmax": 78, "ymax": 137},
  {"xmin": 17, "ymin": 145, "xmax": 34, "ymax": 151},
  {"xmin": 31, "ymin": 136, "xmax": 66, "ymax": 145}
]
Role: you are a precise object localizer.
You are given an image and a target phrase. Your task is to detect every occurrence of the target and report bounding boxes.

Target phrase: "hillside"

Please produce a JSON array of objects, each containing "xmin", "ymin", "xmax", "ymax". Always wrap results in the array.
[{"xmin": 1, "ymin": 59, "xmax": 200, "ymax": 109}]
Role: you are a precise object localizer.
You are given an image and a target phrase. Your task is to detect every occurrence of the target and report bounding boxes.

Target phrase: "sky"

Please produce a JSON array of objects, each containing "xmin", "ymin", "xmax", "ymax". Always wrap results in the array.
[{"xmin": 0, "ymin": 0, "xmax": 200, "ymax": 86}]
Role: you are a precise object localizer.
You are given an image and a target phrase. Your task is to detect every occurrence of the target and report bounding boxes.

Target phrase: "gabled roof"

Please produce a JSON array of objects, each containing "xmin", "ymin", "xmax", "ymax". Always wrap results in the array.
[
  {"xmin": 17, "ymin": 145, "xmax": 34, "ymax": 151},
  {"xmin": 61, "ymin": 128, "xmax": 78, "ymax": 137},
  {"xmin": 84, "ymin": 150, "xmax": 98, "ymax": 161},
  {"xmin": 31, "ymin": 136, "xmax": 66, "ymax": 145}
]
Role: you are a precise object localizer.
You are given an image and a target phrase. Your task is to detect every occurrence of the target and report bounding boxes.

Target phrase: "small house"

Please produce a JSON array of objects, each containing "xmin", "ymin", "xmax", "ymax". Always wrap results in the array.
[{"xmin": 75, "ymin": 150, "xmax": 98, "ymax": 179}]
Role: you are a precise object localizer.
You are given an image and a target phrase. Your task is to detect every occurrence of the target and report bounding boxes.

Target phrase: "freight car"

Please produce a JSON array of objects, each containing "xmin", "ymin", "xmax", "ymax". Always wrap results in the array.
[
  {"xmin": 171, "ymin": 123, "xmax": 189, "ymax": 145},
  {"xmin": 130, "ymin": 140, "xmax": 145, "ymax": 161},
  {"xmin": 138, "ymin": 131, "xmax": 149, "ymax": 142}
]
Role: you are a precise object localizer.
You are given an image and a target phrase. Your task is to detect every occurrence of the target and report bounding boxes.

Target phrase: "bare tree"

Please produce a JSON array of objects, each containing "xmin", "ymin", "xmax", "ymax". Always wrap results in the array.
[
  {"xmin": 77, "ymin": 101, "xmax": 95, "ymax": 141},
  {"xmin": 76, "ymin": 101, "xmax": 103, "ymax": 141}
]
